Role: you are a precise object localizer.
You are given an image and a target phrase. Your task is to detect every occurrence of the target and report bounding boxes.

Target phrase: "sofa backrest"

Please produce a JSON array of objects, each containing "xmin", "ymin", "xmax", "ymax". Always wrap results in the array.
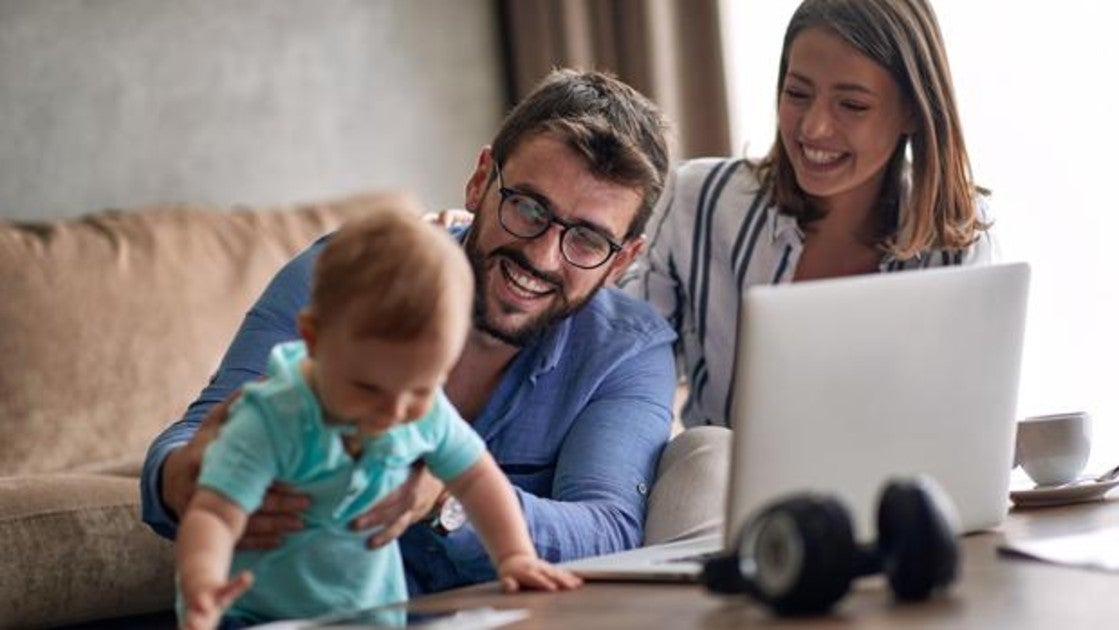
[{"xmin": 0, "ymin": 192, "xmax": 422, "ymax": 475}]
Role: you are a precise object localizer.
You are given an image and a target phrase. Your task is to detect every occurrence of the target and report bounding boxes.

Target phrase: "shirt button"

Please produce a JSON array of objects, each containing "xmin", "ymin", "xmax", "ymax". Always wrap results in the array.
[{"xmin": 636, "ymin": 482, "xmax": 648, "ymax": 495}]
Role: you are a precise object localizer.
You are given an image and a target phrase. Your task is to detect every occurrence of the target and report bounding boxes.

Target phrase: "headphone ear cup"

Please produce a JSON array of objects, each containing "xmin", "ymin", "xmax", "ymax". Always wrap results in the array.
[
  {"xmin": 747, "ymin": 495, "xmax": 857, "ymax": 615},
  {"xmin": 876, "ymin": 476, "xmax": 960, "ymax": 600},
  {"xmin": 700, "ymin": 551, "xmax": 755, "ymax": 595}
]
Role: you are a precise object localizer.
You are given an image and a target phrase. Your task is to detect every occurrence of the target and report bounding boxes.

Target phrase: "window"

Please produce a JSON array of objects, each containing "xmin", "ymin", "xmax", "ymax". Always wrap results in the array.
[{"xmin": 721, "ymin": 0, "xmax": 1118, "ymax": 469}]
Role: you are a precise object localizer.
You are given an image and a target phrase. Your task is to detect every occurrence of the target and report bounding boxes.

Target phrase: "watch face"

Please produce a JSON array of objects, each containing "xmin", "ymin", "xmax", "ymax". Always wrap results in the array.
[{"xmin": 439, "ymin": 497, "xmax": 467, "ymax": 532}]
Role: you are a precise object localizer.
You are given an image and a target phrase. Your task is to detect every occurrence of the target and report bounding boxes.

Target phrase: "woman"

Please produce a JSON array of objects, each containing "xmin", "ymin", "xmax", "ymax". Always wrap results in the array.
[{"xmin": 629, "ymin": 0, "xmax": 995, "ymax": 544}]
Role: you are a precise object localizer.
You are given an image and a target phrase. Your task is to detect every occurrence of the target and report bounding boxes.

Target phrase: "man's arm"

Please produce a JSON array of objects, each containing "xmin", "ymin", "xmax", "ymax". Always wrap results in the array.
[
  {"xmin": 436, "ymin": 336, "xmax": 676, "ymax": 582},
  {"xmin": 447, "ymin": 454, "xmax": 582, "ymax": 592},
  {"xmin": 518, "ymin": 339, "xmax": 676, "ymax": 558},
  {"xmin": 140, "ymin": 239, "xmax": 321, "ymax": 538}
]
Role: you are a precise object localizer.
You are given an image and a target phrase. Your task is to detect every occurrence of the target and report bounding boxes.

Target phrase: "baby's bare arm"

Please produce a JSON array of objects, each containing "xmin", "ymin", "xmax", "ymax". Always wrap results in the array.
[
  {"xmin": 446, "ymin": 454, "xmax": 582, "ymax": 592},
  {"xmin": 177, "ymin": 490, "xmax": 254, "ymax": 629}
]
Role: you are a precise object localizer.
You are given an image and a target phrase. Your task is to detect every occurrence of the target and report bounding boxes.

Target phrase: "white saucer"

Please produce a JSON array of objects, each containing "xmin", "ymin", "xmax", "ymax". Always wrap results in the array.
[{"xmin": 1010, "ymin": 476, "xmax": 1119, "ymax": 508}]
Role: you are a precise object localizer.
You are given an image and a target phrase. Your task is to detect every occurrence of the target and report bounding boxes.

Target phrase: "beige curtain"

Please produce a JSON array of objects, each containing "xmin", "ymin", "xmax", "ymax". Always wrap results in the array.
[{"xmin": 499, "ymin": 0, "xmax": 732, "ymax": 159}]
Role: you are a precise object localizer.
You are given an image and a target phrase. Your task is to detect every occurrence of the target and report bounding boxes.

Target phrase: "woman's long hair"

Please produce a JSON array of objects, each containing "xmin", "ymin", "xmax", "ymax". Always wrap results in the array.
[{"xmin": 758, "ymin": 0, "xmax": 987, "ymax": 259}]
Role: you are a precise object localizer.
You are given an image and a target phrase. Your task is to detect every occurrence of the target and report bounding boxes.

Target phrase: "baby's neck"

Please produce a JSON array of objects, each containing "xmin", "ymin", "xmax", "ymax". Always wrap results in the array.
[
  {"xmin": 342, "ymin": 434, "xmax": 363, "ymax": 458},
  {"xmin": 302, "ymin": 358, "xmax": 367, "ymax": 456}
]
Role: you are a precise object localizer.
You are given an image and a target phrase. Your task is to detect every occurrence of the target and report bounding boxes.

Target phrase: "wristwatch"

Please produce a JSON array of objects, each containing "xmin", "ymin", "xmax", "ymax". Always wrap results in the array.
[{"xmin": 430, "ymin": 495, "xmax": 466, "ymax": 536}]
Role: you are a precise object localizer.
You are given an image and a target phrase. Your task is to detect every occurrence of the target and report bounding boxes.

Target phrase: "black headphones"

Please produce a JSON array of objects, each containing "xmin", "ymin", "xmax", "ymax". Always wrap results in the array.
[{"xmin": 701, "ymin": 475, "xmax": 960, "ymax": 616}]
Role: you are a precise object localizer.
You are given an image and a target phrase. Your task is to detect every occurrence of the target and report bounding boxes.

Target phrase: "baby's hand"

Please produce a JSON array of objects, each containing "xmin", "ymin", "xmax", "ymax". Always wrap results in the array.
[
  {"xmin": 496, "ymin": 554, "xmax": 583, "ymax": 593},
  {"xmin": 181, "ymin": 571, "xmax": 253, "ymax": 630}
]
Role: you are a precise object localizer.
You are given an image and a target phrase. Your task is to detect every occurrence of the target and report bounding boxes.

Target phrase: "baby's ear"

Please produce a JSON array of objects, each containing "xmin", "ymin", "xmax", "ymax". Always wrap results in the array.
[{"xmin": 297, "ymin": 309, "xmax": 318, "ymax": 356}]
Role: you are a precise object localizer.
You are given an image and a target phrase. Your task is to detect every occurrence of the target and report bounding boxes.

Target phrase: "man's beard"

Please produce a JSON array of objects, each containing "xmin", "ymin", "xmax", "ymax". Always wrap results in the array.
[{"xmin": 463, "ymin": 226, "xmax": 602, "ymax": 347}]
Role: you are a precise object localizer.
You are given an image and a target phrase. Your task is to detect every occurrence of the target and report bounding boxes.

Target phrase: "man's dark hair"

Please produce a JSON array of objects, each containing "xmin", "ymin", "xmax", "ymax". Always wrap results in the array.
[{"xmin": 490, "ymin": 69, "xmax": 670, "ymax": 240}]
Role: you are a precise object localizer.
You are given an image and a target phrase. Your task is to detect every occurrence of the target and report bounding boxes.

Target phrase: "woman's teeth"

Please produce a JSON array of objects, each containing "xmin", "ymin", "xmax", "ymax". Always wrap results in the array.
[{"xmin": 803, "ymin": 146, "xmax": 845, "ymax": 165}]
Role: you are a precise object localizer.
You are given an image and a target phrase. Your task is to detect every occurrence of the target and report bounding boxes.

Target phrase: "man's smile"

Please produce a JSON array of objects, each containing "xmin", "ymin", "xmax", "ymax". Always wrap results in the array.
[{"xmin": 499, "ymin": 258, "xmax": 556, "ymax": 299}]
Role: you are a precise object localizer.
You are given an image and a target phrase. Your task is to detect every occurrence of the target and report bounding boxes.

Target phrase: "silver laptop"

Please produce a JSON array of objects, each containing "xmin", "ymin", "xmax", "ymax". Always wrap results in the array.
[{"xmin": 563, "ymin": 262, "xmax": 1030, "ymax": 581}]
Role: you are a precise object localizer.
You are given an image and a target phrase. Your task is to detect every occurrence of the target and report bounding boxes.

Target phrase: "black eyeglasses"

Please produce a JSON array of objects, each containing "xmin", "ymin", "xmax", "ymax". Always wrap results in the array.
[{"xmin": 493, "ymin": 163, "xmax": 623, "ymax": 270}]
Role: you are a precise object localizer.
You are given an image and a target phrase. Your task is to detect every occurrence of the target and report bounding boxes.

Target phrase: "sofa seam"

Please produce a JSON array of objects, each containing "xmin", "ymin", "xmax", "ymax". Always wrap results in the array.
[{"xmin": 0, "ymin": 501, "xmax": 142, "ymax": 525}]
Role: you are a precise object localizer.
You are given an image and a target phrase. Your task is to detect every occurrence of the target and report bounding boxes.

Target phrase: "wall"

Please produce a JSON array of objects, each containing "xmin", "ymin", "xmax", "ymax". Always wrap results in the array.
[{"xmin": 0, "ymin": 0, "xmax": 504, "ymax": 220}]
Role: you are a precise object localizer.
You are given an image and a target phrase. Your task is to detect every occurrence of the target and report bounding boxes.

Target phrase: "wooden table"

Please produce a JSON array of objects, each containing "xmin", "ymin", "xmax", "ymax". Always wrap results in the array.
[{"xmin": 411, "ymin": 498, "xmax": 1119, "ymax": 628}]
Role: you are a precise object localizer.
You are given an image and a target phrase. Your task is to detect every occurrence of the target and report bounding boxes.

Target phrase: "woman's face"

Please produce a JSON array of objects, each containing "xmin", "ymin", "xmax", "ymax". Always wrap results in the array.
[{"xmin": 778, "ymin": 27, "xmax": 914, "ymax": 216}]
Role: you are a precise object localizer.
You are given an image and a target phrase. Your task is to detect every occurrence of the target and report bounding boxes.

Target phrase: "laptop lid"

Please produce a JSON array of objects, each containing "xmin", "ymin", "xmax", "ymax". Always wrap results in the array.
[{"xmin": 725, "ymin": 262, "xmax": 1030, "ymax": 545}]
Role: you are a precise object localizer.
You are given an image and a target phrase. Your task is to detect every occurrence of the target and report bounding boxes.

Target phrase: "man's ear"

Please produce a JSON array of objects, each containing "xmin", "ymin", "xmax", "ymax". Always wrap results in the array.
[
  {"xmin": 605, "ymin": 234, "xmax": 646, "ymax": 285},
  {"xmin": 297, "ymin": 309, "xmax": 318, "ymax": 356},
  {"xmin": 464, "ymin": 146, "xmax": 494, "ymax": 212}
]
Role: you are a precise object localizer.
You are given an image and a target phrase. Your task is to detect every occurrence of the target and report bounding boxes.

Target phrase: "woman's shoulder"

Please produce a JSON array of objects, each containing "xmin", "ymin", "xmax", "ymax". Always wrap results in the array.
[
  {"xmin": 674, "ymin": 156, "xmax": 760, "ymax": 184},
  {"xmin": 669, "ymin": 157, "xmax": 767, "ymax": 207},
  {"xmin": 915, "ymin": 189, "xmax": 998, "ymax": 267},
  {"xmin": 972, "ymin": 189, "xmax": 995, "ymax": 222},
  {"xmin": 966, "ymin": 190, "xmax": 999, "ymax": 263}
]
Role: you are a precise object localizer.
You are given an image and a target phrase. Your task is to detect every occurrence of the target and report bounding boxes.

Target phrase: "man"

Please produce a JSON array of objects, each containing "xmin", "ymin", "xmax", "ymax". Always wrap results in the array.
[{"xmin": 141, "ymin": 69, "xmax": 678, "ymax": 595}]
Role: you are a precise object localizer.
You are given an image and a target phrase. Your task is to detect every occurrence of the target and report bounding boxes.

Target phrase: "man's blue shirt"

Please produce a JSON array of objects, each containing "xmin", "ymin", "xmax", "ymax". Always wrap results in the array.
[{"xmin": 141, "ymin": 229, "xmax": 677, "ymax": 595}]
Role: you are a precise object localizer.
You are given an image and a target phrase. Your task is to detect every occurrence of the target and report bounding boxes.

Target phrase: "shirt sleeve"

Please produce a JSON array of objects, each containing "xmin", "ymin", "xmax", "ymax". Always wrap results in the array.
[
  {"xmin": 521, "ymin": 338, "xmax": 675, "ymax": 558},
  {"xmin": 422, "ymin": 390, "xmax": 486, "ymax": 483},
  {"xmin": 196, "ymin": 396, "xmax": 283, "ymax": 513},
  {"xmin": 439, "ymin": 334, "xmax": 676, "ymax": 577},
  {"xmin": 140, "ymin": 237, "xmax": 325, "ymax": 539}
]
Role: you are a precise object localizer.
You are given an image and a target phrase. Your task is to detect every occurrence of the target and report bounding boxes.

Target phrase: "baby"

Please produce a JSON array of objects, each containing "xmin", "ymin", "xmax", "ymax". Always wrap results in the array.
[{"xmin": 175, "ymin": 207, "xmax": 581, "ymax": 629}]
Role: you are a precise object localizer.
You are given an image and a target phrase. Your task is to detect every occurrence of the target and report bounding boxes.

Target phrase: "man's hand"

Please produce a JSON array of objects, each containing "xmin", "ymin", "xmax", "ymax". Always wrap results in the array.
[
  {"xmin": 162, "ymin": 396, "xmax": 234, "ymax": 520},
  {"xmin": 497, "ymin": 553, "xmax": 583, "ymax": 593},
  {"xmin": 238, "ymin": 483, "xmax": 309, "ymax": 549},
  {"xmin": 161, "ymin": 393, "xmax": 309, "ymax": 549},
  {"xmin": 350, "ymin": 463, "xmax": 444, "ymax": 548},
  {"xmin": 423, "ymin": 209, "xmax": 475, "ymax": 230}
]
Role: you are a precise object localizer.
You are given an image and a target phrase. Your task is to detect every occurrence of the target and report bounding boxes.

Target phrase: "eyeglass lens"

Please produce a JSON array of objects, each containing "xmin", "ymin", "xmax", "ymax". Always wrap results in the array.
[{"xmin": 500, "ymin": 193, "xmax": 614, "ymax": 268}]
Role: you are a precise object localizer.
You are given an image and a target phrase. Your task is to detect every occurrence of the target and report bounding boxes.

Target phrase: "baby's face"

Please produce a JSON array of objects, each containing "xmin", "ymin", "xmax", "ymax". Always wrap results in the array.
[{"xmin": 309, "ymin": 321, "xmax": 463, "ymax": 437}]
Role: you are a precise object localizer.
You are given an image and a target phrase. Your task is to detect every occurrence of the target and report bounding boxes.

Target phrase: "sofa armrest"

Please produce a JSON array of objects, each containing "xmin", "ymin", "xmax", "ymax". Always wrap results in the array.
[{"xmin": 0, "ymin": 474, "xmax": 173, "ymax": 628}]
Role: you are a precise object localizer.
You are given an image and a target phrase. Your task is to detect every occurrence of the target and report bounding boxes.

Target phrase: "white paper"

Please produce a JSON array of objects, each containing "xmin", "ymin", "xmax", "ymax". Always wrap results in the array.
[
  {"xmin": 1000, "ymin": 526, "xmax": 1119, "ymax": 572},
  {"xmin": 250, "ymin": 606, "xmax": 530, "ymax": 629}
]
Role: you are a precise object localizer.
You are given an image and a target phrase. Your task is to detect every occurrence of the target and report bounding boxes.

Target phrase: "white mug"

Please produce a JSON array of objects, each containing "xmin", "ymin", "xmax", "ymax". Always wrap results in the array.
[{"xmin": 1014, "ymin": 411, "xmax": 1092, "ymax": 486}]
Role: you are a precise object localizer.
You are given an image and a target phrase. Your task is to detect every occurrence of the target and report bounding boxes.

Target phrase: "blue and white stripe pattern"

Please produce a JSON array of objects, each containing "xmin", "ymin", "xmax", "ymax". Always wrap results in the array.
[{"xmin": 620, "ymin": 158, "xmax": 996, "ymax": 428}]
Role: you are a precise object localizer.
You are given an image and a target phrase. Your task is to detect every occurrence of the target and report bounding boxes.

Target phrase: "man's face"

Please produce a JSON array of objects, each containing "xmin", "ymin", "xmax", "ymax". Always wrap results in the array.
[{"xmin": 462, "ymin": 133, "xmax": 644, "ymax": 346}]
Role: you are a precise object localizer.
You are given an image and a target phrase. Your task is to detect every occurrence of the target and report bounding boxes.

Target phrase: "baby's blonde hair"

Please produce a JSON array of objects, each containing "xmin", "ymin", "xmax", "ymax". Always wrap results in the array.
[{"xmin": 310, "ymin": 207, "xmax": 473, "ymax": 340}]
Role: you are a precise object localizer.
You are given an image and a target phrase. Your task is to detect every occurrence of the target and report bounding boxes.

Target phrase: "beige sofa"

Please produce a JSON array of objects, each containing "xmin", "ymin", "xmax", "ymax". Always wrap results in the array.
[{"xmin": 0, "ymin": 192, "xmax": 419, "ymax": 628}]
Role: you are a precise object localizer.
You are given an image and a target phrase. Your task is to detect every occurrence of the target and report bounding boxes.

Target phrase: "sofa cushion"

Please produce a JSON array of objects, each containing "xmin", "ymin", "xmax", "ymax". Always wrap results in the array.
[
  {"xmin": 0, "ymin": 192, "xmax": 421, "ymax": 476},
  {"xmin": 0, "ymin": 474, "xmax": 173, "ymax": 628}
]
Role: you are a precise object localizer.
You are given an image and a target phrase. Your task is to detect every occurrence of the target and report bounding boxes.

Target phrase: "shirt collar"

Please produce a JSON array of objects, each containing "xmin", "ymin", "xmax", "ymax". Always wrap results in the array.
[
  {"xmin": 529, "ymin": 312, "xmax": 570, "ymax": 380},
  {"xmin": 771, "ymin": 208, "xmax": 802, "ymax": 244}
]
